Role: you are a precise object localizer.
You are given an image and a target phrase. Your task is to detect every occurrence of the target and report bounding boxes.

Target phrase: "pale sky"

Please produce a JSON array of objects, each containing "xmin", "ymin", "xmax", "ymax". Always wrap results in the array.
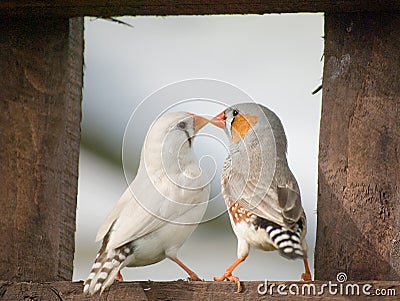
[{"xmin": 75, "ymin": 14, "xmax": 324, "ymax": 282}]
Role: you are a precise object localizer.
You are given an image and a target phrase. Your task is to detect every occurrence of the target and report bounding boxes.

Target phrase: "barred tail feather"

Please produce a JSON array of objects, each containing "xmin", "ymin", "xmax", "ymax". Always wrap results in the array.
[
  {"xmin": 83, "ymin": 236, "xmax": 134, "ymax": 295},
  {"xmin": 267, "ymin": 224, "xmax": 304, "ymax": 259},
  {"xmin": 83, "ymin": 254, "xmax": 122, "ymax": 295},
  {"xmin": 254, "ymin": 217, "xmax": 305, "ymax": 260}
]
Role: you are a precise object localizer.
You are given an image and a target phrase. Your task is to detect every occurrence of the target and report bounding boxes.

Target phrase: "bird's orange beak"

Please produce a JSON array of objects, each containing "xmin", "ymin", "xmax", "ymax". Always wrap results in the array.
[
  {"xmin": 210, "ymin": 111, "xmax": 226, "ymax": 128},
  {"xmin": 192, "ymin": 114, "xmax": 209, "ymax": 133}
]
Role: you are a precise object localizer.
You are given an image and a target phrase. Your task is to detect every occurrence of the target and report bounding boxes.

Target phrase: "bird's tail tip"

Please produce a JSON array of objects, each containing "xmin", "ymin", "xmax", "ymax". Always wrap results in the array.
[
  {"xmin": 83, "ymin": 252, "xmax": 125, "ymax": 295},
  {"xmin": 83, "ymin": 266, "xmax": 121, "ymax": 295},
  {"xmin": 266, "ymin": 223, "xmax": 306, "ymax": 260}
]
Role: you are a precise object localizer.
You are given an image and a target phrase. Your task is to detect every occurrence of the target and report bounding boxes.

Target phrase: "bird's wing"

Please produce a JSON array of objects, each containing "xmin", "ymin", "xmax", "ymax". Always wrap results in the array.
[
  {"xmin": 276, "ymin": 184, "xmax": 302, "ymax": 225},
  {"xmin": 96, "ymin": 174, "xmax": 209, "ymax": 250},
  {"xmin": 95, "ymin": 183, "xmax": 168, "ymax": 249},
  {"xmin": 225, "ymin": 158, "xmax": 302, "ymax": 227}
]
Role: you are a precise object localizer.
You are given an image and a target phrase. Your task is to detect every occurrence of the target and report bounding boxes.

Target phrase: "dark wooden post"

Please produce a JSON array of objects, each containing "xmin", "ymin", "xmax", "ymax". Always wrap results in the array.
[
  {"xmin": 0, "ymin": 17, "xmax": 83, "ymax": 281},
  {"xmin": 315, "ymin": 12, "xmax": 400, "ymax": 280}
]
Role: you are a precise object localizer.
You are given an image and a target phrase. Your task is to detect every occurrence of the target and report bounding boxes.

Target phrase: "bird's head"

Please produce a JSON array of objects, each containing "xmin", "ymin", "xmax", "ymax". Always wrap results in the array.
[
  {"xmin": 210, "ymin": 103, "xmax": 266, "ymax": 145},
  {"xmin": 211, "ymin": 102, "xmax": 287, "ymax": 161},
  {"xmin": 143, "ymin": 111, "xmax": 209, "ymax": 164},
  {"xmin": 139, "ymin": 111, "xmax": 210, "ymax": 195}
]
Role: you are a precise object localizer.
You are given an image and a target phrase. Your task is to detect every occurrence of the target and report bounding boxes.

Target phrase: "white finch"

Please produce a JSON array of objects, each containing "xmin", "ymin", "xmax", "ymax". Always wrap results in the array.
[
  {"xmin": 83, "ymin": 112, "xmax": 210, "ymax": 295},
  {"xmin": 210, "ymin": 103, "xmax": 311, "ymax": 291}
]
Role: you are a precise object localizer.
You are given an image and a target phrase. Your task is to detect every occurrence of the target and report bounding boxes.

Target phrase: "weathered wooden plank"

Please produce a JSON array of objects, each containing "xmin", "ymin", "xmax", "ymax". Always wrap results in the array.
[
  {"xmin": 0, "ymin": 280, "xmax": 399, "ymax": 300},
  {"xmin": 0, "ymin": 0, "xmax": 400, "ymax": 17},
  {"xmin": 315, "ymin": 12, "xmax": 400, "ymax": 280},
  {"xmin": 0, "ymin": 17, "xmax": 83, "ymax": 282}
]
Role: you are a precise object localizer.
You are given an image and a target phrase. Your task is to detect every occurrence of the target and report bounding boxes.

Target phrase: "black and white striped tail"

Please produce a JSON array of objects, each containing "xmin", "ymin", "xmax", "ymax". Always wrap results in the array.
[
  {"xmin": 83, "ymin": 235, "xmax": 134, "ymax": 295},
  {"xmin": 254, "ymin": 217, "xmax": 305, "ymax": 259}
]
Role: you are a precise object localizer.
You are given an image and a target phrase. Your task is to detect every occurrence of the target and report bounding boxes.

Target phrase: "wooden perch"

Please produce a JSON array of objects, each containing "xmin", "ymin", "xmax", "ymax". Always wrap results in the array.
[{"xmin": 0, "ymin": 280, "xmax": 399, "ymax": 300}]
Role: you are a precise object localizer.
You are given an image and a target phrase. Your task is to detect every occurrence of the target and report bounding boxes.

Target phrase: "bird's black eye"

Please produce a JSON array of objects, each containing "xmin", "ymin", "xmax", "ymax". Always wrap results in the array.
[
  {"xmin": 232, "ymin": 109, "xmax": 239, "ymax": 117},
  {"xmin": 177, "ymin": 121, "xmax": 186, "ymax": 129}
]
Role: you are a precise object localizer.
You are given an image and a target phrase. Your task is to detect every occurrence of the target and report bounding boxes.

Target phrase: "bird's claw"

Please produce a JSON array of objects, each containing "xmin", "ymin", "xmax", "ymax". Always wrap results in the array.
[
  {"xmin": 301, "ymin": 272, "xmax": 312, "ymax": 281},
  {"xmin": 214, "ymin": 273, "xmax": 242, "ymax": 292},
  {"xmin": 187, "ymin": 273, "xmax": 202, "ymax": 281}
]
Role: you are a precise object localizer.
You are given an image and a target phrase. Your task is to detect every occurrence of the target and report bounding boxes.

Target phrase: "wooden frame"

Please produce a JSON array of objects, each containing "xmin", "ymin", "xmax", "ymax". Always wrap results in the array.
[{"xmin": 1, "ymin": 1, "xmax": 399, "ymax": 300}]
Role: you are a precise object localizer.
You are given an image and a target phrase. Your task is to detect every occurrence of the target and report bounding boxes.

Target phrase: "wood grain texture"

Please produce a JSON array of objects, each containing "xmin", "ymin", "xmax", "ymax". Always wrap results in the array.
[
  {"xmin": 0, "ymin": 1, "xmax": 399, "ymax": 17},
  {"xmin": 0, "ymin": 280, "xmax": 399, "ymax": 300},
  {"xmin": 315, "ymin": 12, "xmax": 400, "ymax": 281},
  {"xmin": 0, "ymin": 17, "xmax": 83, "ymax": 282}
]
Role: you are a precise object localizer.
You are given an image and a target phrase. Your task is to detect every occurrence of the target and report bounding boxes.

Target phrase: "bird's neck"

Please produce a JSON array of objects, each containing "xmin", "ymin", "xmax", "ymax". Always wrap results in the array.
[
  {"xmin": 140, "ymin": 139, "xmax": 196, "ymax": 176},
  {"xmin": 231, "ymin": 130, "xmax": 287, "ymax": 160}
]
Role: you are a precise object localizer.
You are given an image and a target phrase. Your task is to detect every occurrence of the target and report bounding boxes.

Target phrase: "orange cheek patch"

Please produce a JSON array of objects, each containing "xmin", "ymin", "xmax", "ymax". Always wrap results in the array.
[{"xmin": 231, "ymin": 114, "xmax": 258, "ymax": 144}]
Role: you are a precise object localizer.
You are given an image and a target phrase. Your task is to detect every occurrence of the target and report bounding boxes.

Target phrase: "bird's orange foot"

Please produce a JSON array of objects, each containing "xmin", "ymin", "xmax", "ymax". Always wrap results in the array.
[
  {"xmin": 301, "ymin": 272, "xmax": 312, "ymax": 281},
  {"xmin": 214, "ymin": 273, "xmax": 241, "ymax": 292}
]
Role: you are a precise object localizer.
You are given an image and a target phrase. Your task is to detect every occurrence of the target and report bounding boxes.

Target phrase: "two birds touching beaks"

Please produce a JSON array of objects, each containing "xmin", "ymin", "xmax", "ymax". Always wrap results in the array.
[{"xmin": 83, "ymin": 103, "xmax": 312, "ymax": 295}]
